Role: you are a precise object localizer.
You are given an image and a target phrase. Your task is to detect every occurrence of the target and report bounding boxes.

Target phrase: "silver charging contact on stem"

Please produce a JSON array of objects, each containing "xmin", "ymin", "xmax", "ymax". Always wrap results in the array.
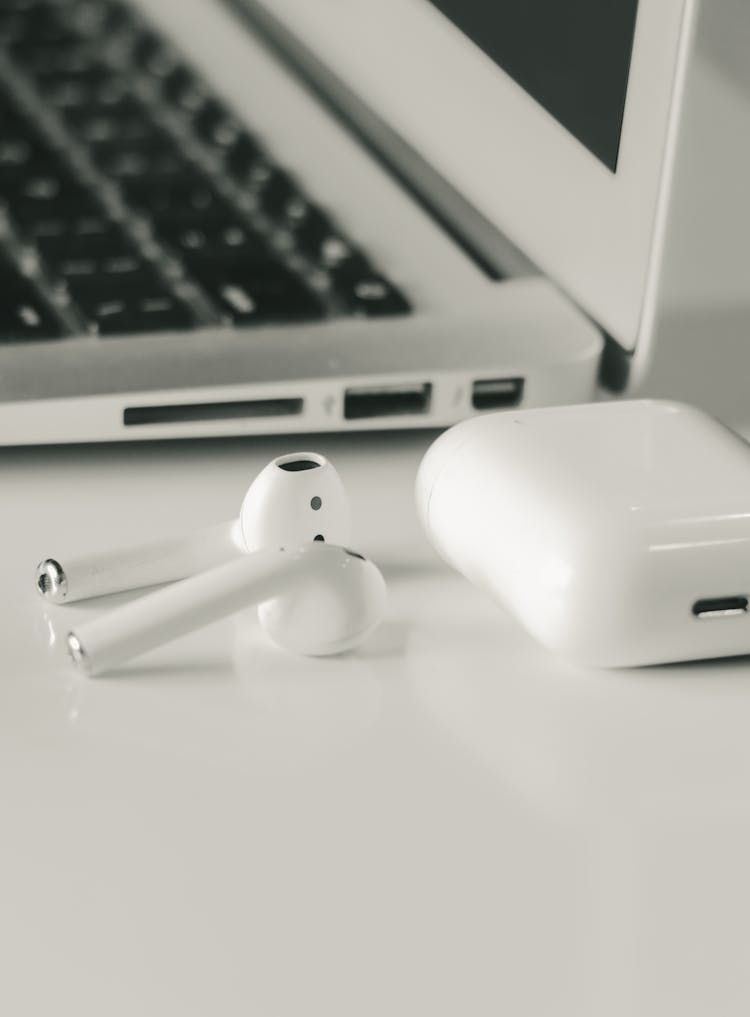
[{"xmin": 36, "ymin": 559, "xmax": 68, "ymax": 602}]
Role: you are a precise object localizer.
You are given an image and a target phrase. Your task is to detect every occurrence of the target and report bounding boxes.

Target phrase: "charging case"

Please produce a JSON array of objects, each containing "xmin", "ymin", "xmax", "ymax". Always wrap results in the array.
[{"xmin": 416, "ymin": 400, "xmax": 750, "ymax": 667}]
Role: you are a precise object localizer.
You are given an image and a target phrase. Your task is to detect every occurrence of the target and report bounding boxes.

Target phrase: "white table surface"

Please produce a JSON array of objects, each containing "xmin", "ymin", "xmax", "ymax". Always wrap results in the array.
[{"xmin": 2, "ymin": 428, "xmax": 750, "ymax": 1017}]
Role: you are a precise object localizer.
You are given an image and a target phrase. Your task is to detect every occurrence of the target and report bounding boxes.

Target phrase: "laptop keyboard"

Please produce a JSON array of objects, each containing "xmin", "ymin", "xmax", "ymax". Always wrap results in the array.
[{"xmin": 0, "ymin": 0, "xmax": 411, "ymax": 341}]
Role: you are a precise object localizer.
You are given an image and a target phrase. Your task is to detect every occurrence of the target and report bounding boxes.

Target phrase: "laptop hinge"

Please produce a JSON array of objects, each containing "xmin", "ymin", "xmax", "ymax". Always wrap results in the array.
[{"xmin": 598, "ymin": 333, "xmax": 632, "ymax": 393}]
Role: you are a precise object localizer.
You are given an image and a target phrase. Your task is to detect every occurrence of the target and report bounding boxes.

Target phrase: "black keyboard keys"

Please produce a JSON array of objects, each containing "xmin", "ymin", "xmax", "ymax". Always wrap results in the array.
[
  {"xmin": 224, "ymin": 133, "xmax": 264, "ymax": 180},
  {"xmin": 124, "ymin": 177, "xmax": 228, "ymax": 220},
  {"xmin": 45, "ymin": 230, "xmax": 154, "ymax": 290},
  {"xmin": 161, "ymin": 64, "xmax": 207, "ymax": 114},
  {"xmin": 8, "ymin": 188, "xmax": 103, "ymax": 231},
  {"xmin": 335, "ymin": 268, "xmax": 410, "ymax": 317},
  {"xmin": 19, "ymin": 204, "xmax": 112, "ymax": 255},
  {"xmin": 194, "ymin": 263, "xmax": 324, "ymax": 325},
  {"xmin": 6, "ymin": 4, "xmax": 83, "ymax": 62},
  {"xmin": 12, "ymin": 168, "xmax": 86, "ymax": 205},
  {"xmin": 258, "ymin": 169, "xmax": 297, "ymax": 221},
  {"xmin": 0, "ymin": 139, "xmax": 55, "ymax": 190},
  {"xmin": 194, "ymin": 100, "xmax": 242, "ymax": 151},
  {"xmin": 157, "ymin": 215, "xmax": 268, "ymax": 266},
  {"xmin": 64, "ymin": 97, "xmax": 154, "ymax": 145},
  {"xmin": 92, "ymin": 137, "xmax": 188, "ymax": 182},
  {"xmin": 0, "ymin": 264, "xmax": 62, "ymax": 341},
  {"xmin": 35, "ymin": 70, "xmax": 129, "ymax": 116},
  {"xmin": 0, "ymin": 4, "xmax": 411, "ymax": 343},
  {"xmin": 131, "ymin": 28, "xmax": 178, "ymax": 80},
  {"xmin": 75, "ymin": 287, "xmax": 194, "ymax": 335},
  {"xmin": 30, "ymin": 210, "xmax": 118, "ymax": 247},
  {"xmin": 292, "ymin": 208, "xmax": 358, "ymax": 269}
]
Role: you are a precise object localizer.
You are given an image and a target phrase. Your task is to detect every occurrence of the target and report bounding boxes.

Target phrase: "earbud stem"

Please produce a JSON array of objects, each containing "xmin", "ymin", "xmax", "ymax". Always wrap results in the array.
[
  {"xmin": 37, "ymin": 519, "xmax": 244, "ymax": 604},
  {"xmin": 68, "ymin": 548, "xmax": 299, "ymax": 676}
]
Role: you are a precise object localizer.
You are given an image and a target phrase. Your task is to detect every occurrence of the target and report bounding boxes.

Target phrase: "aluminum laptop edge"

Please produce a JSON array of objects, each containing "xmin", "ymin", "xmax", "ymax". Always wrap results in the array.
[{"xmin": 0, "ymin": 0, "xmax": 704, "ymax": 443}]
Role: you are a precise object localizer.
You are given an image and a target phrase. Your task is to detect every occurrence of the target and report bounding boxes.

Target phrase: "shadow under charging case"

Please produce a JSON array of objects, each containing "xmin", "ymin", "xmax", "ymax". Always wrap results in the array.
[{"xmin": 417, "ymin": 400, "xmax": 750, "ymax": 667}]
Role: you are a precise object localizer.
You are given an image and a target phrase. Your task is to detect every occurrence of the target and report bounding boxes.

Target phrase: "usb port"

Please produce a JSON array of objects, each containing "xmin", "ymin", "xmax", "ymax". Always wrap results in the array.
[
  {"xmin": 344, "ymin": 383, "xmax": 432, "ymax": 420},
  {"xmin": 692, "ymin": 596, "xmax": 749, "ymax": 619},
  {"xmin": 472, "ymin": 377, "xmax": 524, "ymax": 410}
]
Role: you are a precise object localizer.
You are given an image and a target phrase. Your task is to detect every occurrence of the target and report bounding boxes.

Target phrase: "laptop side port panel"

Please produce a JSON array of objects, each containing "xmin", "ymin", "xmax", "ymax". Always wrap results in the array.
[
  {"xmin": 344, "ymin": 382, "xmax": 432, "ymax": 420},
  {"xmin": 471, "ymin": 377, "xmax": 524, "ymax": 410}
]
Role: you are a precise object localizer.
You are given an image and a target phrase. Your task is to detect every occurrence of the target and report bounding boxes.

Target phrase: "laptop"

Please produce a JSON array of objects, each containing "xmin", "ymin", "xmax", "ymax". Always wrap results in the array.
[{"xmin": 0, "ymin": 0, "xmax": 696, "ymax": 444}]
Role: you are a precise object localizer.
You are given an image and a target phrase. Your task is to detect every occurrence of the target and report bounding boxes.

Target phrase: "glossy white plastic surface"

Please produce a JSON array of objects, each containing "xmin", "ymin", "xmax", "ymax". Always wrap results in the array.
[
  {"xmin": 69, "ymin": 544, "xmax": 385, "ymax": 676},
  {"xmin": 418, "ymin": 400, "xmax": 750, "ymax": 666}
]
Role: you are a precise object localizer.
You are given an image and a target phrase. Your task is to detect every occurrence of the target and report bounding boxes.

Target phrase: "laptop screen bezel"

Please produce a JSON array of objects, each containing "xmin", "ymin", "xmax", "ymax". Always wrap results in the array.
[{"xmin": 250, "ymin": 0, "xmax": 695, "ymax": 354}]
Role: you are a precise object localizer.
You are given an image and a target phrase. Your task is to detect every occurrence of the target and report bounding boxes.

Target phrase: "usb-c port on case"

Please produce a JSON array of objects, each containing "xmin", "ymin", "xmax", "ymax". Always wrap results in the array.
[
  {"xmin": 692, "ymin": 596, "xmax": 749, "ymax": 619},
  {"xmin": 344, "ymin": 383, "xmax": 431, "ymax": 420},
  {"xmin": 472, "ymin": 377, "xmax": 524, "ymax": 410}
]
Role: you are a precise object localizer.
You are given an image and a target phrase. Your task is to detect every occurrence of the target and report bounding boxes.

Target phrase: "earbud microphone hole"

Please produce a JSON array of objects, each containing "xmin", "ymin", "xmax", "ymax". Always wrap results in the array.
[
  {"xmin": 313, "ymin": 534, "xmax": 325, "ymax": 542},
  {"xmin": 310, "ymin": 496, "xmax": 322, "ymax": 510}
]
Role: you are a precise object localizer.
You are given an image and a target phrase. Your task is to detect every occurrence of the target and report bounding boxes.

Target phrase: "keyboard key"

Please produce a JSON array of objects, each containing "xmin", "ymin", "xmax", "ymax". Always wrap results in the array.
[
  {"xmin": 94, "ymin": 2, "xmax": 134, "ymax": 35},
  {"xmin": 92, "ymin": 139, "xmax": 189, "ymax": 181},
  {"xmin": 0, "ymin": 12, "xmax": 29, "ymax": 45},
  {"xmin": 283, "ymin": 194, "xmax": 320, "ymax": 227},
  {"xmin": 10, "ymin": 38, "xmax": 92, "ymax": 75},
  {"xmin": 224, "ymin": 133, "xmax": 264, "ymax": 180},
  {"xmin": 74, "ymin": 288, "xmax": 194, "ymax": 335},
  {"xmin": 293, "ymin": 211, "xmax": 357, "ymax": 267},
  {"xmin": 259, "ymin": 170, "xmax": 297, "ymax": 220},
  {"xmin": 6, "ymin": 6, "xmax": 82, "ymax": 54},
  {"xmin": 0, "ymin": 141, "xmax": 59, "ymax": 188},
  {"xmin": 124, "ymin": 177, "xmax": 229, "ymax": 219},
  {"xmin": 64, "ymin": 97, "xmax": 153, "ymax": 143},
  {"xmin": 156, "ymin": 216, "xmax": 268, "ymax": 264},
  {"xmin": 0, "ymin": 269, "xmax": 62, "ymax": 341},
  {"xmin": 193, "ymin": 265, "xmax": 324, "ymax": 324},
  {"xmin": 62, "ymin": 255, "xmax": 157, "ymax": 297},
  {"xmin": 3, "ymin": 172, "xmax": 93, "ymax": 228},
  {"xmin": 0, "ymin": 136, "xmax": 38, "ymax": 172},
  {"xmin": 162, "ymin": 64, "xmax": 207, "ymax": 113},
  {"xmin": 335, "ymin": 269, "xmax": 410, "ymax": 317},
  {"xmin": 35, "ymin": 223, "xmax": 132, "ymax": 264},
  {"xmin": 194, "ymin": 100, "xmax": 243, "ymax": 150},
  {"xmin": 11, "ymin": 197, "xmax": 105, "ymax": 233},
  {"xmin": 67, "ymin": 1, "xmax": 131, "ymax": 38},
  {"xmin": 33, "ymin": 66, "xmax": 127, "ymax": 111},
  {"xmin": 19, "ymin": 202, "xmax": 110, "ymax": 240},
  {"xmin": 132, "ymin": 28, "xmax": 178, "ymax": 79}
]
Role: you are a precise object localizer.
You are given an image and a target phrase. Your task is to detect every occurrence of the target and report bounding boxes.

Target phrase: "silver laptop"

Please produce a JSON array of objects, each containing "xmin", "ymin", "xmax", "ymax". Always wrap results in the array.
[{"xmin": 0, "ymin": 0, "xmax": 698, "ymax": 444}]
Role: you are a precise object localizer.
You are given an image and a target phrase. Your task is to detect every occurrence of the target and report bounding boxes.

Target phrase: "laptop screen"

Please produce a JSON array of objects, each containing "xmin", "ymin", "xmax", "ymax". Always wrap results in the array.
[{"xmin": 426, "ymin": 0, "xmax": 639, "ymax": 173}]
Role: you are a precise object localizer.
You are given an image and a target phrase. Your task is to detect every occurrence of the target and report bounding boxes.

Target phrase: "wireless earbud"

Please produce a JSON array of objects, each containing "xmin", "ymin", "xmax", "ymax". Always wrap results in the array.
[
  {"xmin": 36, "ymin": 452, "xmax": 351, "ymax": 604},
  {"xmin": 67, "ymin": 543, "xmax": 386, "ymax": 676}
]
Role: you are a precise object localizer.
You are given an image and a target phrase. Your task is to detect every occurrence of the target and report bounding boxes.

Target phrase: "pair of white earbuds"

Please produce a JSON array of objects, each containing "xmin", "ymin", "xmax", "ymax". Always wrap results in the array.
[{"xmin": 37, "ymin": 453, "xmax": 386, "ymax": 676}]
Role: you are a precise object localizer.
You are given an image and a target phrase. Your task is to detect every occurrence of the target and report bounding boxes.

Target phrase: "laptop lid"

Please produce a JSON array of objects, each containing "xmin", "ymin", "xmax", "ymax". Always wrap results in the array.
[{"xmin": 247, "ymin": 0, "xmax": 696, "ymax": 356}]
